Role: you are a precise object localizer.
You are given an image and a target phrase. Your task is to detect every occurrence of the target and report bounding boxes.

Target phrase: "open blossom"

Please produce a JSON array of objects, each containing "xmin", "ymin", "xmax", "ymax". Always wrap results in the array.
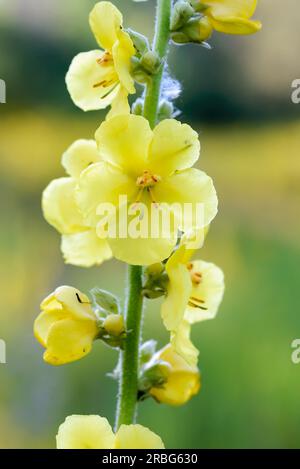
[
  {"xmin": 76, "ymin": 114, "xmax": 218, "ymax": 265},
  {"xmin": 42, "ymin": 139, "xmax": 112, "ymax": 267},
  {"xmin": 56, "ymin": 415, "xmax": 164, "ymax": 449},
  {"xmin": 66, "ymin": 1, "xmax": 135, "ymax": 115},
  {"xmin": 161, "ymin": 235, "xmax": 224, "ymax": 365},
  {"xmin": 196, "ymin": 0, "xmax": 261, "ymax": 37},
  {"xmin": 150, "ymin": 344, "xmax": 200, "ymax": 406},
  {"xmin": 34, "ymin": 286, "xmax": 99, "ymax": 366}
]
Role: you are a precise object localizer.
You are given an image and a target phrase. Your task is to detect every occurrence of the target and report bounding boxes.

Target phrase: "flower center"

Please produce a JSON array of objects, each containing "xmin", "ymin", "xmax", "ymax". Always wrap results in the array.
[
  {"xmin": 135, "ymin": 170, "xmax": 161, "ymax": 205},
  {"xmin": 136, "ymin": 170, "xmax": 161, "ymax": 188},
  {"xmin": 93, "ymin": 52, "xmax": 117, "ymax": 89}
]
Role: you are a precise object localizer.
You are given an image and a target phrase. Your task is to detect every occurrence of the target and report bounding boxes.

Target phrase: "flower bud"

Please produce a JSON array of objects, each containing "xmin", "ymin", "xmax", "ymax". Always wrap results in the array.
[
  {"xmin": 140, "ymin": 340, "xmax": 157, "ymax": 364},
  {"xmin": 170, "ymin": 1, "xmax": 194, "ymax": 31},
  {"xmin": 140, "ymin": 51, "xmax": 161, "ymax": 74},
  {"xmin": 172, "ymin": 16, "xmax": 213, "ymax": 44},
  {"xmin": 149, "ymin": 344, "xmax": 201, "ymax": 406},
  {"xmin": 132, "ymin": 98, "xmax": 144, "ymax": 116},
  {"xmin": 103, "ymin": 314, "xmax": 125, "ymax": 337},
  {"xmin": 158, "ymin": 100, "xmax": 175, "ymax": 120}
]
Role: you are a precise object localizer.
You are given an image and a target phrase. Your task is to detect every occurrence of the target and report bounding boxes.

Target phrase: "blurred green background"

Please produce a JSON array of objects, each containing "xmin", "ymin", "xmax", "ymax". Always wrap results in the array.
[{"xmin": 1, "ymin": 0, "xmax": 300, "ymax": 449}]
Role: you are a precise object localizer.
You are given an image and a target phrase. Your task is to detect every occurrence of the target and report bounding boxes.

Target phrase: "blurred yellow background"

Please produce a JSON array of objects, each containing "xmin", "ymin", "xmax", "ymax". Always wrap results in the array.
[{"xmin": 0, "ymin": 0, "xmax": 300, "ymax": 448}]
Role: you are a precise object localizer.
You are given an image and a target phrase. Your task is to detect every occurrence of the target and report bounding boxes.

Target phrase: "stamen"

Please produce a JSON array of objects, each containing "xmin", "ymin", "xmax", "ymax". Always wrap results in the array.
[
  {"xmin": 191, "ymin": 271, "xmax": 202, "ymax": 284},
  {"xmin": 188, "ymin": 300, "xmax": 208, "ymax": 310},
  {"xmin": 147, "ymin": 187, "xmax": 159, "ymax": 208},
  {"xmin": 190, "ymin": 296, "xmax": 205, "ymax": 303}
]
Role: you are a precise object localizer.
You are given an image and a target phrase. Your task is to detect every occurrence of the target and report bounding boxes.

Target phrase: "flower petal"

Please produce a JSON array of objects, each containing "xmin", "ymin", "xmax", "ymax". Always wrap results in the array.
[
  {"xmin": 209, "ymin": 15, "xmax": 261, "ymax": 34},
  {"xmin": 62, "ymin": 139, "xmax": 101, "ymax": 178},
  {"xmin": 56, "ymin": 415, "xmax": 115, "ymax": 449},
  {"xmin": 150, "ymin": 345, "xmax": 200, "ymax": 406},
  {"xmin": 154, "ymin": 168, "xmax": 218, "ymax": 230},
  {"xmin": 205, "ymin": 0, "xmax": 258, "ymax": 18},
  {"xmin": 95, "ymin": 114, "xmax": 153, "ymax": 176},
  {"xmin": 115, "ymin": 424, "xmax": 164, "ymax": 449},
  {"xmin": 148, "ymin": 119, "xmax": 200, "ymax": 176},
  {"xmin": 44, "ymin": 317, "xmax": 97, "ymax": 365},
  {"xmin": 161, "ymin": 261, "xmax": 192, "ymax": 331},
  {"xmin": 66, "ymin": 50, "xmax": 119, "ymax": 112},
  {"xmin": 61, "ymin": 230, "xmax": 112, "ymax": 267},
  {"xmin": 106, "ymin": 86, "xmax": 130, "ymax": 120},
  {"xmin": 34, "ymin": 309, "xmax": 65, "ymax": 348},
  {"xmin": 185, "ymin": 260, "xmax": 225, "ymax": 323},
  {"xmin": 89, "ymin": 1, "xmax": 123, "ymax": 51},
  {"xmin": 112, "ymin": 30, "xmax": 135, "ymax": 93},
  {"xmin": 54, "ymin": 286, "xmax": 95, "ymax": 320},
  {"xmin": 42, "ymin": 178, "xmax": 86, "ymax": 235},
  {"xmin": 76, "ymin": 162, "xmax": 135, "ymax": 226},
  {"xmin": 104, "ymin": 200, "xmax": 177, "ymax": 265},
  {"xmin": 171, "ymin": 320, "xmax": 199, "ymax": 367}
]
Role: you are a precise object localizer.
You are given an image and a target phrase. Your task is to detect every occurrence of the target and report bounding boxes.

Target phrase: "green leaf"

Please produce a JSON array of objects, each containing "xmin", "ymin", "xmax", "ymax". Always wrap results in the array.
[{"xmin": 90, "ymin": 287, "xmax": 120, "ymax": 315}]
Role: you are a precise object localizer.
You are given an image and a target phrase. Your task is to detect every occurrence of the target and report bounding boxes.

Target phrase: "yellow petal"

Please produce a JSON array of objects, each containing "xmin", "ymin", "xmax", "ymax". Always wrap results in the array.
[
  {"xmin": 62, "ymin": 139, "xmax": 101, "ymax": 178},
  {"xmin": 53, "ymin": 285, "xmax": 95, "ymax": 320},
  {"xmin": 161, "ymin": 261, "xmax": 192, "ymax": 331},
  {"xmin": 209, "ymin": 15, "xmax": 261, "ymax": 34},
  {"xmin": 204, "ymin": 0, "xmax": 258, "ymax": 18},
  {"xmin": 44, "ymin": 317, "xmax": 97, "ymax": 365},
  {"xmin": 112, "ymin": 30, "xmax": 135, "ymax": 93},
  {"xmin": 106, "ymin": 86, "xmax": 130, "ymax": 120},
  {"xmin": 148, "ymin": 119, "xmax": 200, "ymax": 177},
  {"xmin": 61, "ymin": 230, "xmax": 112, "ymax": 268},
  {"xmin": 107, "ymin": 227, "xmax": 177, "ymax": 266},
  {"xmin": 34, "ymin": 309, "xmax": 65, "ymax": 348},
  {"xmin": 76, "ymin": 162, "xmax": 135, "ymax": 226},
  {"xmin": 185, "ymin": 260, "xmax": 225, "ymax": 323},
  {"xmin": 150, "ymin": 344, "xmax": 200, "ymax": 406},
  {"xmin": 89, "ymin": 2, "xmax": 123, "ymax": 51},
  {"xmin": 115, "ymin": 424, "xmax": 164, "ymax": 449},
  {"xmin": 56, "ymin": 415, "xmax": 115, "ymax": 449},
  {"xmin": 154, "ymin": 168, "xmax": 218, "ymax": 231},
  {"xmin": 95, "ymin": 114, "xmax": 153, "ymax": 176},
  {"xmin": 66, "ymin": 50, "xmax": 119, "ymax": 112},
  {"xmin": 104, "ymin": 199, "xmax": 177, "ymax": 265},
  {"xmin": 42, "ymin": 178, "xmax": 86, "ymax": 234},
  {"xmin": 171, "ymin": 320, "xmax": 199, "ymax": 367}
]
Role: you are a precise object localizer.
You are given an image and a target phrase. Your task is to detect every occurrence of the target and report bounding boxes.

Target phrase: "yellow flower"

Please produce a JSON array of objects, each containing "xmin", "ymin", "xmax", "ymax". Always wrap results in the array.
[
  {"xmin": 42, "ymin": 139, "xmax": 112, "ymax": 267},
  {"xmin": 34, "ymin": 286, "xmax": 99, "ymax": 366},
  {"xmin": 161, "ymin": 235, "xmax": 224, "ymax": 365},
  {"xmin": 76, "ymin": 114, "xmax": 218, "ymax": 265},
  {"xmin": 198, "ymin": 0, "xmax": 261, "ymax": 36},
  {"xmin": 66, "ymin": 2, "xmax": 135, "ymax": 115},
  {"xmin": 150, "ymin": 344, "xmax": 200, "ymax": 406},
  {"xmin": 56, "ymin": 415, "xmax": 165, "ymax": 449}
]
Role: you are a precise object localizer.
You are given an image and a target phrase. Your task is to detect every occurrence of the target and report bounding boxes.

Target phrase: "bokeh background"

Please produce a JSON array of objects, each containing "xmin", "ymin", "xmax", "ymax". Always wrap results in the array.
[{"xmin": 1, "ymin": 0, "xmax": 300, "ymax": 448}]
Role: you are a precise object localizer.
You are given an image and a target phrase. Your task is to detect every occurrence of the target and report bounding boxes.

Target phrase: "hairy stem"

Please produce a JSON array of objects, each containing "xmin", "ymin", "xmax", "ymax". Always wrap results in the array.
[
  {"xmin": 115, "ymin": 0, "xmax": 171, "ymax": 429},
  {"xmin": 115, "ymin": 265, "xmax": 143, "ymax": 427},
  {"xmin": 143, "ymin": 0, "xmax": 172, "ymax": 129}
]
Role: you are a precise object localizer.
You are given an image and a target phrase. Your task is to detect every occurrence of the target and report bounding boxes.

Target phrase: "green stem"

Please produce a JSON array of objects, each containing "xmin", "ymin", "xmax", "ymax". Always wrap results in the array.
[
  {"xmin": 143, "ymin": 0, "xmax": 172, "ymax": 129},
  {"xmin": 115, "ymin": 0, "xmax": 171, "ymax": 429},
  {"xmin": 115, "ymin": 265, "xmax": 143, "ymax": 427}
]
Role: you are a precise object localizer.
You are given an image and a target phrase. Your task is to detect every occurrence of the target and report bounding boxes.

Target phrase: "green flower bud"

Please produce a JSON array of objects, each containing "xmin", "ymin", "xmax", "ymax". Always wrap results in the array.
[
  {"xmin": 139, "ymin": 360, "xmax": 170, "ymax": 392},
  {"xmin": 172, "ymin": 16, "xmax": 213, "ymax": 44},
  {"xmin": 171, "ymin": 1, "xmax": 194, "ymax": 31},
  {"xmin": 140, "ymin": 51, "xmax": 161, "ymax": 74},
  {"xmin": 158, "ymin": 100, "xmax": 175, "ymax": 120},
  {"xmin": 132, "ymin": 98, "xmax": 144, "ymax": 115},
  {"xmin": 127, "ymin": 28, "xmax": 150, "ymax": 56},
  {"xmin": 140, "ymin": 340, "xmax": 157, "ymax": 364}
]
